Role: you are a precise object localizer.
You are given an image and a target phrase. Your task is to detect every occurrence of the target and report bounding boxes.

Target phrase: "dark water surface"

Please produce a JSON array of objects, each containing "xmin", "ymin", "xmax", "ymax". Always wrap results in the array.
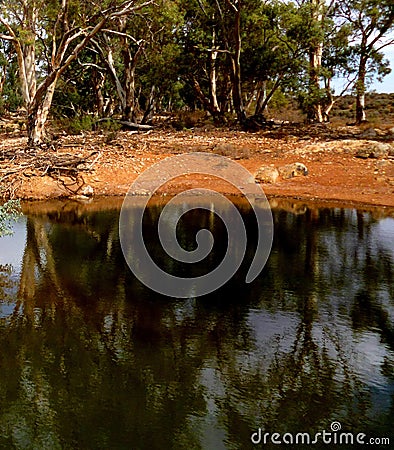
[{"xmin": 0, "ymin": 199, "xmax": 393, "ymax": 449}]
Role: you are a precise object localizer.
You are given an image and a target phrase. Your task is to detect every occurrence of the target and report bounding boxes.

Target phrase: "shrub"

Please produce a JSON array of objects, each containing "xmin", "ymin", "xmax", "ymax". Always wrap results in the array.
[
  {"xmin": 58, "ymin": 115, "xmax": 95, "ymax": 135},
  {"xmin": 96, "ymin": 119, "xmax": 122, "ymax": 133}
]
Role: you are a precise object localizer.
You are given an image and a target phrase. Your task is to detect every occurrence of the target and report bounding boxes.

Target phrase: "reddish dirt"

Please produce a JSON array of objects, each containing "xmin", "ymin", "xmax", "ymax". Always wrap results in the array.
[{"xmin": 2, "ymin": 126, "xmax": 394, "ymax": 210}]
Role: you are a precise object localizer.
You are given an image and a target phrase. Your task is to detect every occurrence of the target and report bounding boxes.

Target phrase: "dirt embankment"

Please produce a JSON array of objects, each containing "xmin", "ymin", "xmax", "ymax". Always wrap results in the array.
[{"xmin": 1, "ymin": 125, "xmax": 394, "ymax": 210}]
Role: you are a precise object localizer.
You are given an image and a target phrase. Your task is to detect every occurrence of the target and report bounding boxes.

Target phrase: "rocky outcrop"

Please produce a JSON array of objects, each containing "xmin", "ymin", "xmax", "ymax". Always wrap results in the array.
[
  {"xmin": 356, "ymin": 142, "xmax": 394, "ymax": 159},
  {"xmin": 255, "ymin": 162, "xmax": 308, "ymax": 183},
  {"xmin": 358, "ymin": 128, "xmax": 378, "ymax": 139},
  {"xmin": 278, "ymin": 162, "xmax": 309, "ymax": 179},
  {"xmin": 255, "ymin": 166, "xmax": 279, "ymax": 183}
]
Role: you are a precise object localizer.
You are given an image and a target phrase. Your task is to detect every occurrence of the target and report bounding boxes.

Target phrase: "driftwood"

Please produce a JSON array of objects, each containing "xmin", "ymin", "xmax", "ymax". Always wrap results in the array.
[{"xmin": 96, "ymin": 117, "xmax": 154, "ymax": 131}]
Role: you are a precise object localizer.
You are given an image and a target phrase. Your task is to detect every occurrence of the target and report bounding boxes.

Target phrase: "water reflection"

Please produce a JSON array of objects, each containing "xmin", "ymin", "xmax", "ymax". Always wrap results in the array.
[{"xmin": 0, "ymin": 200, "xmax": 393, "ymax": 449}]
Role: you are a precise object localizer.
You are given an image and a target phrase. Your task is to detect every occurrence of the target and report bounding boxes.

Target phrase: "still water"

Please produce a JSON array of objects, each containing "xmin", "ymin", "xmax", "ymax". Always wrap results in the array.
[{"xmin": 0, "ymin": 199, "xmax": 393, "ymax": 449}]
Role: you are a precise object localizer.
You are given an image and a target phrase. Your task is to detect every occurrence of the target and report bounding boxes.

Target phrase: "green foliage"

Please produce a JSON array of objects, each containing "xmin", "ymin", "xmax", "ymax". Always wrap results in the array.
[
  {"xmin": 58, "ymin": 115, "xmax": 95, "ymax": 135},
  {"xmin": 0, "ymin": 42, "xmax": 23, "ymax": 113},
  {"xmin": 0, "ymin": 200, "xmax": 22, "ymax": 237},
  {"xmin": 1, "ymin": 0, "xmax": 392, "ymax": 126},
  {"xmin": 269, "ymin": 89, "xmax": 290, "ymax": 111},
  {"xmin": 96, "ymin": 120, "xmax": 122, "ymax": 133},
  {"xmin": 136, "ymin": 1, "xmax": 186, "ymax": 113}
]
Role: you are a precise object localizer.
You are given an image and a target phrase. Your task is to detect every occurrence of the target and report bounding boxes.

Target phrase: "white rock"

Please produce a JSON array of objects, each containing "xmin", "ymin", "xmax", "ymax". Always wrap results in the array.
[
  {"xmin": 81, "ymin": 185, "xmax": 94, "ymax": 197},
  {"xmin": 255, "ymin": 166, "xmax": 279, "ymax": 184},
  {"xmin": 278, "ymin": 163, "xmax": 309, "ymax": 179}
]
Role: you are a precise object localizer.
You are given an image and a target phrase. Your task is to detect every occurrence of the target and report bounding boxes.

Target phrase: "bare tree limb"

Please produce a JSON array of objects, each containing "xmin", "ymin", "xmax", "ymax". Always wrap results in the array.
[{"xmin": 101, "ymin": 28, "xmax": 144, "ymax": 45}]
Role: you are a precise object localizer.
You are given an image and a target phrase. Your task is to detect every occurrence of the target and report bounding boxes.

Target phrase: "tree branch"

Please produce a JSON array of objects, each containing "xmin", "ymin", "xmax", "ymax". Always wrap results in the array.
[
  {"xmin": 0, "ymin": 17, "xmax": 31, "ymax": 104},
  {"xmin": 224, "ymin": 0, "xmax": 238, "ymax": 13},
  {"xmin": 101, "ymin": 28, "xmax": 144, "ymax": 45},
  {"xmin": 0, "ymin": 33, "xmax": 15, "ymax": 41},
  {"xmin": 374, "ymin": 38, "xmax": 394, "ymax": 53}
]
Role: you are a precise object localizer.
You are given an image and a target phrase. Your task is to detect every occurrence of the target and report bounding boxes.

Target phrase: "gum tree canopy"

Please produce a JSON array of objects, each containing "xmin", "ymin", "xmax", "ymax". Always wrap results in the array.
[{"xmin": 0, "ymin": 0, "xmax": 152, "ymax": 147}]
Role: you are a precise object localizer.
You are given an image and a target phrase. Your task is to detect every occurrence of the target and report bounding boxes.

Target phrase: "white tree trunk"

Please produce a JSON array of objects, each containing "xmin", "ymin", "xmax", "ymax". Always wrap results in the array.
[
  {"xmin": 356, "ymin": 92, "xmax": 367, "ymax": 123},
  {"xmin": 209, "ymin": 26, "xmax": 220, "ymax": 113},
  {"xmin": 1, "ymin": 0, "xmax": 153, "ymax": 146},
  {"xmin": 210, "ymin": 50, "xmax": 220, "ymax": 113},
  {"xmin": 106, "ymin": 44, "xmax": 126, "ymax": 111},
  {"xmin": 308, "ymin": 0, "xmax": 324, "ymax": 123},
  {"xmin": 23, "ymin": 43, "xmax": 36, "ymax": 100},
  {"xmin": 356, "ymin": 56, "xmax": 368, "ymax": 124},
  {"xmin": 28, "ymin": 80, "xmax": 57, "ymax": 146}
]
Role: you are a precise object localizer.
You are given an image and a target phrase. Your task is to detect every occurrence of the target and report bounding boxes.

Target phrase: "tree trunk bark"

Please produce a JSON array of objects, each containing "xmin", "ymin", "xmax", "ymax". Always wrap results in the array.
[
  {"xmin": 308, "ymin": 43, "xmax": 324, "ymax": 123},
  {"xmin": 104, "ymin": 43, "xmax": 126, "ymax": 112},
  {"xmin": 230, "ymin": 4, "xmax": 246, "ymax": 124},
  {"xmin": 190, "ymin": 76, "xmax": 222, "ymax": 122},
  {"xmin": 27, "ymin": 80, "xmax": 57, "ymax": 146},
  {"xmin": 323, "ymin": 101, "xmax": 334, "ymax": 121},
  {"xmin": 308, "ymin": 0, "xmax": 324, "ymax": 123},
  {"xmin": 0, "ymin": 63, "xmax": 6, "ymax": 98},
  {"xmin": 119, "ymin": 17, "xmax": 144, "ymax": 123},
  {"xmin": 92, "ymin": 65, "xmax": 105, "ymax": 117},
  {"xmin": 141, "ymin": 85, "xmax": 156, "ymax": 124},
  {"xmin": 254, "ymin": 76, "xmax": 283, "ymax": 117},
  {"xmin": 122, "ymin": 45, "xmax": 136, "ymax": 122},
  {"xmin": 356, "ymin": 93, "xmax": 367, "ymax": 124},
  {"xmin": 254, "ymin": 81, "xmax": 267, "ymax": 116},
  {"xmin": 191, "ymin": 77, "xmax": 211, "ymax": 111},
  {"xmin": 209, "ymin": 52, "xmax": 220, "ymax": 114},
  {"xmin": 355, "ymin": 57, "xmax": 367, "ymax": 124},
  {"xmin": 322, "ymin": 77, "xmax": 334, "ymax": 121},
  {"xmin": 96, "ymin": 85, "xmax": 105, "ymax": 118},
  {"xmin": 220, "ymin": 72, "xmax": 232, "ymax": 112},
  {"xmin": 209, "ymin": 26, "xmax": 221, "ymax": 115}
]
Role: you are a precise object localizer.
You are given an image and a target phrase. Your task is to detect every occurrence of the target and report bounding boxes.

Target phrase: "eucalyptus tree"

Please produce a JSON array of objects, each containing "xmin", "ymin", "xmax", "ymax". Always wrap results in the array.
[
  {"xmin": 241, "ymin": 0, "xmax": 307, "ymax": 118},
  {"xmin": 89, "ymin": 0, "xmax": 183, "ymax": 122},
  {"xmin": 0, "ymin": 37, "xmax": 23, "ymax": 112},
  {"xmin": 241, "ymin": 0, "xmax": 338, "ymax": 123},
  {"xmin": 136, "ymin": 0, "xmax": 185, "ymax": 120},
  {"xmin": 174, "ymin": 0, "xmax": 228, "ymax": 120},
  {"xmin": 52, "ymin": 49, "xmax": 111, "ymax": 119},
  {"xmin": 306, "ymin": 0, "xmax": 327, "ymax": 122},
  {"xmin": 287, "ymin": 0, "xmax": 340, "ymax": 122},
  {"xmin": 336, "ymin": 0, "xmax": 394, "ymax": 124},
  {"xmin": 177, "ymin": 0, "xmax": 257, "ymax": 124},
  {"xmin": 91, "ymin": 15, "xmax": 148, "ymax": 121},
  {"xmin": 0, "ymin": 0, "xmax": 152, "ymax": 146},
  {"xmin": 276, "ymin": 0, "xmax": 360, "ymax": 123},
  {"xmin": 218, "ymin": 0, "xmax": 246, "ymax": 123},
  {"xmin": 319, "ymin": 20, "xmax": 355, "ymax": 119}
]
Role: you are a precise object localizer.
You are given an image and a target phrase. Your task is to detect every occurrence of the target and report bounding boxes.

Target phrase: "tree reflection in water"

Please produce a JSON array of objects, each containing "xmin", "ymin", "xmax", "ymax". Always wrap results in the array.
[{"xmin": 0, "ymin": 202, "xmax": 393, "ymax": 449}]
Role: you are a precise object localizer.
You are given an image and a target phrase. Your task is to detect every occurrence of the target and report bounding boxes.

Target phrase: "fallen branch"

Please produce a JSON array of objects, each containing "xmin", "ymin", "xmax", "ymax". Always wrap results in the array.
[
  {"xmin": 118, "ymin": 121, "xmax": 154, "ymax": 131},
  {"xmin": 96, "ymin": 117, "xmax": 154, "ymax": 131}
]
